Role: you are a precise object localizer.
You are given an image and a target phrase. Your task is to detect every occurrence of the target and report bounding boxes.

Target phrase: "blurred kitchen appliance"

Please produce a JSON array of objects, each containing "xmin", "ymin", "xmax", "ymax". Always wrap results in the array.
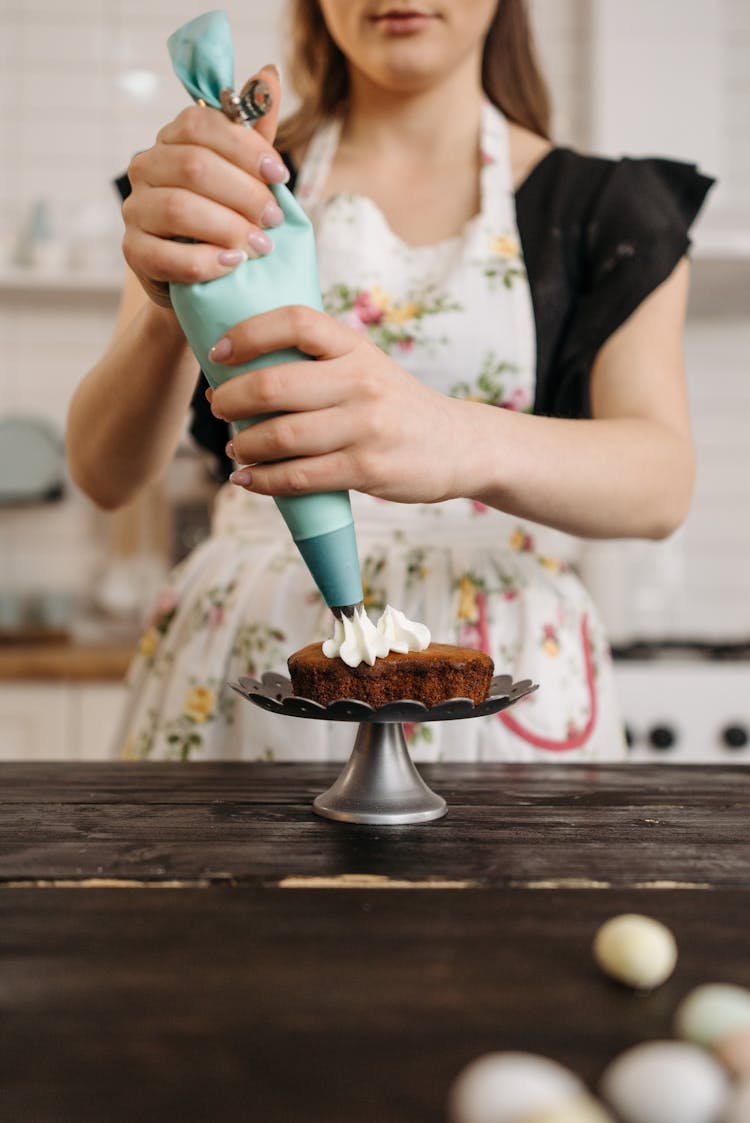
[{"xmin": 614, "ymin": 644, "xmax": 750, "ymax": 764}]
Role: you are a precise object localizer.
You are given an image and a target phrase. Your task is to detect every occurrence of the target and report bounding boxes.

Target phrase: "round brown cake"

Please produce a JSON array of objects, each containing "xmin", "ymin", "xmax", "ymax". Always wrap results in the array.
[{"xmin": 287, "ymin": 642, "xmax": 494, "ymax": 708}]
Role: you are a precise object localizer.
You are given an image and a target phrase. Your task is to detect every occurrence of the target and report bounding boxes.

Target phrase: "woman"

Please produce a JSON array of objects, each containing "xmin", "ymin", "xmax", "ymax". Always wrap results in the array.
[{"xmin": 67, "ymin": 0, "xmax": 713, "ymax": 763}]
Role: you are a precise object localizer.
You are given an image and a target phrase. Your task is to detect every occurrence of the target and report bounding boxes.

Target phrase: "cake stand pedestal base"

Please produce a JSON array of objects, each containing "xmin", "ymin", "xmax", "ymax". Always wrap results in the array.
[
  {"xmin": 312, "ymin": 721, "xmax": 446, "ymax": 825},
  {"xmin": 229, "ymin": 671, "xmax": 538, "ymax": 826}
]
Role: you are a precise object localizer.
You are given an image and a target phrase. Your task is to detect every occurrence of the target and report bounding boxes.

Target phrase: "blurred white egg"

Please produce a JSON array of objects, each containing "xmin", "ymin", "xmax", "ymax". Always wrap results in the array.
[
  {"xmin": 675, "ymin": 984, "xmax": 750, "ymax": 1048},
  {"xmin": 447, "ymin": 1052, "xmax": 584, "ymax": 1123},
  {"xmin": 592, "ymin": 914, "xmax": 677, "ymax": 990},
  {"xmin": 599, "ymin": 1040, "xmax": 729, "ymax": 1123},
  {"xmin": 519, "ymin": 1093, "xmax": 615, "ymax": 1121},
  {"xmin": 723, "ymin": 1077, "xmax": 750, "ymax": 1123}
]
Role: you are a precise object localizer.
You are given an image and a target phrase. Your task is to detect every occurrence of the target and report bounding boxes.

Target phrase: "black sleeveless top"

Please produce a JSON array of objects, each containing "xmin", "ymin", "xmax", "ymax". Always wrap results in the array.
[{"xmin": 116, "ymin": 148, "xmax": 714, "ymax": 481}]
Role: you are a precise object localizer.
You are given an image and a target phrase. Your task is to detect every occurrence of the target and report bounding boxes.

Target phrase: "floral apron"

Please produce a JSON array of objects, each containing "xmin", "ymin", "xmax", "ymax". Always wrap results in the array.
[{"xmin": 116, "ymin": 102, "xmax": 626, "ymax": 764}]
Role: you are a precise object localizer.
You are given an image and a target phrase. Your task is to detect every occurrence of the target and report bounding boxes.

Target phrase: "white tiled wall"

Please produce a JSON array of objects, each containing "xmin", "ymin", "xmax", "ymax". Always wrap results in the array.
[{"xmin": 0, "ymin": 0, "xmax": 748, "ymax": 640}]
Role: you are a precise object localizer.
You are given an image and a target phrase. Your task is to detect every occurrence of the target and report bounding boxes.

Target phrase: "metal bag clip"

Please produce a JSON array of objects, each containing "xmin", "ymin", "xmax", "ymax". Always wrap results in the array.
[{"xmin": 219, "ymin": 78, "xmax": 272, "ymax": 126}]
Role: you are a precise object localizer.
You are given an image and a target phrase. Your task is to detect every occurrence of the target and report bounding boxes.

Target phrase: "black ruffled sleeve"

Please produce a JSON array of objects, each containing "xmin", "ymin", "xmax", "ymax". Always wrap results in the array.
[{"xmin": 526, "ymin": 153, "xmax": 715, "ymax": 419}]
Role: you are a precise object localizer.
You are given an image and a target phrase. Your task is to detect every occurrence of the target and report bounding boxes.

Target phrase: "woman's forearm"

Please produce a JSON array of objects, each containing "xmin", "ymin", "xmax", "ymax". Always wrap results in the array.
[
  {"xmin": 67, "ymin": 298, "xmax": 197, "ymax": 509},
  {"xmin": 458, "ymin": 401, "xmax": 695, "ymax": 541}
]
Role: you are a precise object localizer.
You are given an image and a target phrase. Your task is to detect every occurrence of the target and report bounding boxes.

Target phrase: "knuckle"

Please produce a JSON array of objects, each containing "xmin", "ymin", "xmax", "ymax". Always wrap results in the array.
[
  {"xmin": 178, "ymin": 147, "xmax": 207, "ymax": 184},
  {"xmin": 253, "ymin": 369, "xmax": 280, "ymax": 412},
  {"xmin": 127, "ymin": 150, "xmax": 148, "ymax": 183},
  {"xmin": 352, "ymin": 447, "xmax": 376, "ymax": 485},
  {"xmin": 163, "ymin": 189, "xmax": 188, "ymax": 229},
  {"xmin": 358, "ymin": 366, "xmax": 382, "ymax": 403},
  {"xmin": 120, "ymin": 195, "xmax": 136, "ymax": 226},
  {"xmin": 121, "ymin": 234, "xmax": 138, "ymax": 272},
  {"xmin": 267, "ymin": 416, "xmax": 297, "ymax": 459},
  {"xmin": 285, "ymin": 464, "xmax": 310, "ymax": 495},
  {"xmin": 179, "ymin": 104, "xmax": 207, "ymax": 139},
  {"xmin": 181, "ymin": 256, "xmax": 204, "ymax": 284},
  {"xmin": 289, "ymin": 304, "xmax": 314, "ymax": 337}
]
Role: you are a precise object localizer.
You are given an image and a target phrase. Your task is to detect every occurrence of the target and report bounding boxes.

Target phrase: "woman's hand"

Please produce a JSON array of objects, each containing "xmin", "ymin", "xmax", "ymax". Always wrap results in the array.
[
  {"xmin": 208, "ymin": 306, "xmax": 472, "ymax": 504},
  {"xmin": 121, "ymin": 65, "xmax": 288, "ymax": 305}
]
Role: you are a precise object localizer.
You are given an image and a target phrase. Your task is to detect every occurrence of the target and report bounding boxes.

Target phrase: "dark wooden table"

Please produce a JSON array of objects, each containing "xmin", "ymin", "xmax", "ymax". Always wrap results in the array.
[{"xmin": 1, "ymin": 762, "xmax": 748, "ymax": 1122}]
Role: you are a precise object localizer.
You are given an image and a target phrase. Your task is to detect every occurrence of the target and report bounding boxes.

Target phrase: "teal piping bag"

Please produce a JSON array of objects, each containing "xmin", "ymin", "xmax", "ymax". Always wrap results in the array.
[{"xmin": 166, "ymin": 11, "xmax": 364, "ymax": 615}]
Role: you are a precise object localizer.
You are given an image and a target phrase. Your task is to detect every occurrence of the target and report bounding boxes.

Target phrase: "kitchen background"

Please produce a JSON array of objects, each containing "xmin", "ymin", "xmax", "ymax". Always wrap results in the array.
[{"xmin": 0, "ymin": 0, "xmax": 748, "ymax": 760}]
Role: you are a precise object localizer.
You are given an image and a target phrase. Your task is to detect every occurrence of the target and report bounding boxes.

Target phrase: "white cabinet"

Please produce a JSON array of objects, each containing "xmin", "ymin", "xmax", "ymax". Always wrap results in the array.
[
  {"xmin": 0, "ymin": 683, "xmax": 75, "ymax": 760},
  {"xmin": 0, "ymin": 682, "xmax": 127, "ymax": 760},
  {"xmin": 77, "ymin": 684, "xmax": 128, "ymax": 760}
]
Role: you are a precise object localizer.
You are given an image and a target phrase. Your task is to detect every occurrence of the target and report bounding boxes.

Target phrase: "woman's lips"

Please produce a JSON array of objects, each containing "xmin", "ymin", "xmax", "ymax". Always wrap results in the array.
[{"xmin": 370, "ymin": 10, "xmax": 438, "ymax": 34}]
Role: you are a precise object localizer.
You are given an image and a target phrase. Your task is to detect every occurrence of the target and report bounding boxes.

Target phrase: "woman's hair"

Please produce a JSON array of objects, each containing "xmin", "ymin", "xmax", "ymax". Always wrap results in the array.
[{"xmin": 276, "ymin": 0, "xmax": 552, "ymax": 155}]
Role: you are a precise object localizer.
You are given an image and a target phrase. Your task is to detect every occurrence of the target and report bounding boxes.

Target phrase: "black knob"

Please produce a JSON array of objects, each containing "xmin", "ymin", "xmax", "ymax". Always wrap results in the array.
[
  {"xmin": 624, "ymin": 724, "xmax": 635, "ymax": 750},
  {"xmin": 721, "ymin": 724, "xmax": 749, "ymax": 750},
  {"xmin": 648, "ymin": 725, "xmax": 676, "ymax": 751}
]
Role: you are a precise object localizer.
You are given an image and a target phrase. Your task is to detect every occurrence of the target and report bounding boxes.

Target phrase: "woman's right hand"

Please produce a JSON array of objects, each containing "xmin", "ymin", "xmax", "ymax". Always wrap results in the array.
[{"xmin": 121, "ymin": 64, "xmax": 287, "ymax": 306}]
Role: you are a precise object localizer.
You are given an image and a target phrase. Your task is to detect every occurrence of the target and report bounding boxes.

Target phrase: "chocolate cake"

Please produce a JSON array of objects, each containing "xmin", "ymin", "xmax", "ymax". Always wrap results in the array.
[{"xmin": 287, "ymin": 642, "xmax": 494, "ymax": 707}]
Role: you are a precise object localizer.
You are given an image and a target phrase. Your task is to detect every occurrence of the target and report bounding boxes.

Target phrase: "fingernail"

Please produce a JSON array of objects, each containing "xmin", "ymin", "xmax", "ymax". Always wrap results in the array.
[
  {"xmin": 230, "ymin": 468, "xmax": 253, "ymax": 487},
  {"xmin": 261, "ymin": 63, "xmax": 281, "ymax": 81},
  {"xmin": 210, "ymin": 337, "xmax": 232, "ymax": 362},
  {"xmin": 261, "ymin": 201, "xmax": 284, "ymax": 228},
  {"xmin": 248, "ymin": 229, "xmax": 274, "ymax": 255},
  {"xmin": 217, "ymin": 249, "xmax": 247, "ymax": 267},
  {"xmin": 259, "ymin": 154, "xmax": 290, "ymax": 184},
  {"xmin": 225, "ymin": 439, "xmax": 235, "ymax": 460}
]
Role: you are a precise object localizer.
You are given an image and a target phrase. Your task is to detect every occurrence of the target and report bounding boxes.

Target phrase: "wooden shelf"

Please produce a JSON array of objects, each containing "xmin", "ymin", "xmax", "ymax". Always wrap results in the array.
[{"xmin": 0, "ymin": 641, "xmax": 135, "ymax": 681}]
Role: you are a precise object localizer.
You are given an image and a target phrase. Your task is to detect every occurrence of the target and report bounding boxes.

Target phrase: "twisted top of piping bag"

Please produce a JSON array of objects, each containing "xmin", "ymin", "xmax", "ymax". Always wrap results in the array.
[{"xmin": 167, "ymin": 11, "xmax": 235, "ymax": 108}]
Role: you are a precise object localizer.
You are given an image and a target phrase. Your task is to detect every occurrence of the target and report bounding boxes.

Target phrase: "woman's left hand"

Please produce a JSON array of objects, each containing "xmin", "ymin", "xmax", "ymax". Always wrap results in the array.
[{"xmin": 208, "ymin": 305, "xmax": 471, "ymax": 503}]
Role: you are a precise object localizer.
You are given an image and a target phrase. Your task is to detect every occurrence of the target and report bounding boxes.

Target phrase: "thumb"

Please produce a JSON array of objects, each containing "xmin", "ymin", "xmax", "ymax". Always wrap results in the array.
[{"xmin": 248, "ymin": 63, "xmax": 282, "ymax": 147}]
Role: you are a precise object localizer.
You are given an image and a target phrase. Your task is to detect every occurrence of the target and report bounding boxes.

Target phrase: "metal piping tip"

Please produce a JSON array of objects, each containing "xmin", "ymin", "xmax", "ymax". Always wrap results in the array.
[
  {"xmin": 220, "ymin": 78, "xmax": 272, "ymax": 126},
  {"xmin": 331, "ymin": 602, "xmax": 364, "ymax": 620}
]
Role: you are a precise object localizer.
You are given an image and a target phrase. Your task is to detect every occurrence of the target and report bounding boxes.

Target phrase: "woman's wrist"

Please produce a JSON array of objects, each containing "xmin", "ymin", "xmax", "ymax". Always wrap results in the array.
[
  {"xmin": 447, "ymin": 397, "xmax": 509, "ymax": 503},
  {"xmin": 139, "ymin": 295, "xmax": 189, "ymax": 351},
  {"xmin": 138, "ymin": 274, "xmax": 173, "ymax": 309}
]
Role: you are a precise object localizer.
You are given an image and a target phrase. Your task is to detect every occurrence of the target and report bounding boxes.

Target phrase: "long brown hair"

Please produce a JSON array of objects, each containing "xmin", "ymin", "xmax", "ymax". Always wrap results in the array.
[{"xmin": 276, "ymin": 0, "xmax": 552, "ymax": 155}]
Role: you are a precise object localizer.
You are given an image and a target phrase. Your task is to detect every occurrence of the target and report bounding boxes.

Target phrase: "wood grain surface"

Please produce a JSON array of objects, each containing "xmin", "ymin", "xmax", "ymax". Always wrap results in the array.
[
  {"xmin": 0, "ymin": 762, "xmax": 747, "ymax": 888},
  {"xmin": 0, "ymin": 762, "xmax": 748, "ymax": 1122}
]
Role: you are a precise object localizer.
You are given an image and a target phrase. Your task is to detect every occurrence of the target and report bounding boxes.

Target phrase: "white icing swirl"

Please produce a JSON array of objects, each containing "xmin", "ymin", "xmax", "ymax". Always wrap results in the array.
[
  {"xmin": 322, "ymin": 604, "xmax": 431, "ymax": 668},
  {"xmin": 376, "ymin": 604, "xmax": 431, "ymax": 654}
]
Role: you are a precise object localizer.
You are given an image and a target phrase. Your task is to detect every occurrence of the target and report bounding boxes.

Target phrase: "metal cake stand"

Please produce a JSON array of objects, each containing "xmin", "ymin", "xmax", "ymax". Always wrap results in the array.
[{"xmin": 230, "ymin": 671, "xmax": 538, "ymax": 826}]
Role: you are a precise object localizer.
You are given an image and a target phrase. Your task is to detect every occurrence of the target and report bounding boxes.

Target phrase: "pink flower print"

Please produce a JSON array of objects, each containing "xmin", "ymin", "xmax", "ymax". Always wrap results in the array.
[
  {"xmin": 480, "ymin": 149, "xmax": 496, "ymax": 166},
  {"xmin": 542, "ymin": 624, "xmax": 560, "ymax": 658},
  {"xmin": 339, "ymin": 309, "xmax": 368, "ymax": 334},
  {"xmin": 147, "ymin": 586, "xmax": 178, "ymax": 629},
  {"xmin": 398, "ymin": 337, "xmax": 414, "ymax": 352},
  {"xmin": 208, "ymin": 604, "xmax": 224, "ymax": 629},
  {"xmin": 353, "ymin": 290, "xmax": 384, "ymax": 325},
  {"xmin": 503, "ymin": 387, "xmax": 532, "ymax": 412},
  {"xmin": 471, "ymin": 500, "xmax": 489, "ymax": 515},
  {"xmin": 457, "ymin": 579, "xmax": 490, "ymax": 652},
  {"xmin": 509, "ymin": 528, "xmax": 535, "ymax": 553}
]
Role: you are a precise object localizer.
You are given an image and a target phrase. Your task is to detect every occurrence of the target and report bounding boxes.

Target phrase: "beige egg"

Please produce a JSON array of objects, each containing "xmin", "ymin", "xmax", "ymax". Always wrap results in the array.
[
  {"xmin": 715, "ymin": 1027, "xmax": 750, "ymax": 1077},
  {"xmin": 519, "ymin": 1094, "xmax": 616, "ymax": 1122},
  {"xmin": 447, "ymin": 1052, "xmax": 584, "ymax": 1123},
  {"xmin": 592, "ymin": 913, "xmax": 678, "ymax": 990},
  {"xmin": 599, "ymin": 1039, "xmax": 730, "ymax": 1123},
  {"xmin": 674, "ymin": 984, "xmax": 750, "ymax": 1048},
  {"xmin": 723, "ymin": 1077, "xmax": 750, "ymax": 1123}
]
